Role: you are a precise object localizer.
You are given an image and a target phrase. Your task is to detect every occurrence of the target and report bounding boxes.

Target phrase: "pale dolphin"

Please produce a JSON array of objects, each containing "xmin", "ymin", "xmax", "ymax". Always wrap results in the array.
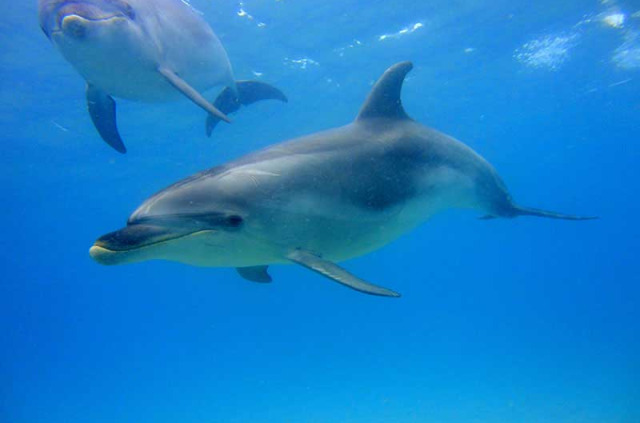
[
  {"xmin": 89, "ymin": 62, "xmax": 595, "ymax": 297},
  {"xmin": 38, "ymin": 0, "xmax": 287, "ymax": 153}
]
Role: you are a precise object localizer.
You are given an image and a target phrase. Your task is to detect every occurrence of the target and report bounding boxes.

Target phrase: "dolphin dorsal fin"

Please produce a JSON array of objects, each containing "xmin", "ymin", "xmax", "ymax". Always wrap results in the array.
[{"xmin": 355, "ymin": 61, "xmax": 413, "ymax": 122}]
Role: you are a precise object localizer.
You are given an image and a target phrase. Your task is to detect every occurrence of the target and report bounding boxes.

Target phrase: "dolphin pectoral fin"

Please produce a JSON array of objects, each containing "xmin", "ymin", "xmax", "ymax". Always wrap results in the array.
[
  {"xmin": 157, "ymin": 67, "xmax": 231, "ymax": 124},
  {"xmin": 86, "ymin": 84, "xmax": 126, "ymax": 153},
  {"xmin": 236, "ymin": 266, "xmax": 272, "ymax": 283},
  {"xmin": 286, "ymin": 250, "xmax": 401, "ymax": 298},
  {"xmin": 206, "ymin": 81, "xmax": 288, "ymax": 137}
]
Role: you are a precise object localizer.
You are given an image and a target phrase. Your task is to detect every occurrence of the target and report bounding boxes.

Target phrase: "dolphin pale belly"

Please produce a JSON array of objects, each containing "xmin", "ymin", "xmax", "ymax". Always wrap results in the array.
[
  {"xmin": 38, "ymin": 0, "xmax": 287, "ymax": 153},
  {"xmin": 90, "ymin": 61, "xmax": 595, "ymax": 297}
]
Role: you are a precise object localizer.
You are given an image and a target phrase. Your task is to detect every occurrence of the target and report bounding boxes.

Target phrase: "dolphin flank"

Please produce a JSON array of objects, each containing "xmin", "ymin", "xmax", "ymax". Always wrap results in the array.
[
  {"xmin": 38, "ymin": 0, "xmax": 287, "ymax": 153},
  {"xmin": 90, "ymin": 61, "xmax": 595, "ymax": 297}
]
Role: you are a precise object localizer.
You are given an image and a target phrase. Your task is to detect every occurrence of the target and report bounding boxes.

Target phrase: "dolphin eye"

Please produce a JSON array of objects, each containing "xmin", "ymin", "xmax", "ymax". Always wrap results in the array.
[{"xmin": 226, "ymin": 215, "xmax": 244, "ymax": 228}]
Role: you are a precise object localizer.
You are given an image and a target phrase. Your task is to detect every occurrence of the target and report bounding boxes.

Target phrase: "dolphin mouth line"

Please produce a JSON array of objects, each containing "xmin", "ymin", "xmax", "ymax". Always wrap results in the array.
[
  {"xmin": 93, "ymin": 229, "xmax": 215, "ymax": 254},
  {"xmin": 65, "ymin": 14, "xmax": 123, "ymax": 22},
  {"xmin": 54, "ymin": 13, "xmax": 126, "ymax": 31}
]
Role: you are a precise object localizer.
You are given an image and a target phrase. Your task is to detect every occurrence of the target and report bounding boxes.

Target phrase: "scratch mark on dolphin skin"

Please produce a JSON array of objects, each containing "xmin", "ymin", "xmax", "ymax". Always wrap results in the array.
[{"xmin": 215, "ymin": 168, "xmax": 281, "ymax": 182}]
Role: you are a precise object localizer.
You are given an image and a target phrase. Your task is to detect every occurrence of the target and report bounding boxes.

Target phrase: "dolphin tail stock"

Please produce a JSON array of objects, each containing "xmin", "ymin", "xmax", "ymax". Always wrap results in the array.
[
  {"xmin": 206, "ymin": 80, "xmax": 288, "ymax": 137},
  {"xmin": 510, "ymin": 204, "xmax": 598, "ymax": 221}
]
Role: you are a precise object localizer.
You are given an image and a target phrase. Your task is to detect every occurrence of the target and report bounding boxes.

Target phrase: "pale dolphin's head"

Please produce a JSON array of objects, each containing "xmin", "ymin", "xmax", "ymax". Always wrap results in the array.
[
  {"xmin": 39, "ymin": 0, "xmax": 137, "ymax": 39},
  {"xmin": 38, "ymin": 0, "xmax": 151, "ymax": 76}
]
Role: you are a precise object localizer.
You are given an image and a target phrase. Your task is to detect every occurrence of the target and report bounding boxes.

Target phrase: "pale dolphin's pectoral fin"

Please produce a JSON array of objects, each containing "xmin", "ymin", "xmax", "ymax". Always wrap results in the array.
[
  {"xmin": 286, "ymin": 250, "xmax": 401, "ymax": 298},
  {"xmin": 157, "ymin": 67, "xmax": 231, "ymax": 124},
  {"xmin": 206, "ymin": 81, "xmax": 288, "ymax": 137},
  {"xmin": 355, "ymin": 61, "xmax": 414, "ymax": 122},
  {"xmin": 86, "ymin": 84, "xmax": 127, "ymax": 153},
  {"xmin": 236, "ymin": 266, "xmax": 272, "ymax": 283}
]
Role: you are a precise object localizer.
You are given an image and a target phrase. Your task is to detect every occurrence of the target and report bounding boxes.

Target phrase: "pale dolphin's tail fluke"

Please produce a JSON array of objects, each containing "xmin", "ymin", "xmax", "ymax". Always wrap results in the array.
[
  {"xmin": 512, "ymin": 204, "xmax": 598, "ymax": 221},
  {"xmin": 206, "ymin": 81, "xmax": 288, "ymax": 137}
]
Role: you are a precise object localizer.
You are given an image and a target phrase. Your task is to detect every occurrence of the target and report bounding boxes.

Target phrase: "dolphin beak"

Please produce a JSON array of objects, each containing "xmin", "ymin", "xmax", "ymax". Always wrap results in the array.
[
  {"xmin": 89, "ymin": 244, "xmax": 124, "ymax": 265},
  {"xmin": 56, "ymin": 13, "xmax": 127, "ymax": 39},
  {"xmin": 60, "ymin": 15, "xmax": 89, "ymax": 38},
  {"xmin": 89, "ymin": 224, "xmax": 212, "ymax": 265},
  {"xmin": 89, "ymin": 224, "xmax": 180, "ymax": 265}
]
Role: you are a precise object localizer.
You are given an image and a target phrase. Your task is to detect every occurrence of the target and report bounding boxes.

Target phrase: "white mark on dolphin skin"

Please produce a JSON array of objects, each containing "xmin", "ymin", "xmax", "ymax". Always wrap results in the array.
[
  {"xmin": 284, "ymin": 57, "xmax": 320, "ymax": 70},
  {"xmin": 216, "ymin": 167, "xmax": 281, "ymax": 181},
  {"xmin": 214, "ymin": 168, "xmax": 280, "ymax": 189},
  {"xmin": 378, "ymin": 22, "xmax": 424, "ymax": 41},
  {"xmin": 514, "ymin": 34, "xmax": 578, "ymax": 71},
  {"xmin": 242, "ymin": 169, "xmax": 281, "ymax": 177}
]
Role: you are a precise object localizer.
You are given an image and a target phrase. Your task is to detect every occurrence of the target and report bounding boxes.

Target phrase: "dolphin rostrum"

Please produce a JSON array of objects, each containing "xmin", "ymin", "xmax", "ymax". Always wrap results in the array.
[
  {"xmin": 90, "ymin": 62, "xmax": 595, "ymax": 296},
  {"xmin": 38, "ymin": 0, "xmax": 287, "ymax": 153}
]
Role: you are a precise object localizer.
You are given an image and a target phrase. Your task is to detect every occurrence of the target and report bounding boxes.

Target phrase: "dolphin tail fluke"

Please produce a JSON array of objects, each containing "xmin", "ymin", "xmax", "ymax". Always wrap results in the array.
[
  {"xmin": 286, "ymin": 249, "xmax": 401, "ymax": 297},
  {"xmin": 206, "ymin": 81, "xmax": 288, "ymax": 137},
  {"xmin": 512, "ymin": 204, "xmax": 598, "ymax": 221}
]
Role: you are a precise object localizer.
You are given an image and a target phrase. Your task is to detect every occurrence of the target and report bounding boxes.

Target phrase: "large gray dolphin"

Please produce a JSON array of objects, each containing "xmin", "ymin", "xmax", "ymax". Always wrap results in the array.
[
  {"xmin": 89, "ymin": 62, "xmax": 594, "ymax": 297},
  {"xmin": 38, "ymin": 0, "xmax": 287, "ymax": 153}
]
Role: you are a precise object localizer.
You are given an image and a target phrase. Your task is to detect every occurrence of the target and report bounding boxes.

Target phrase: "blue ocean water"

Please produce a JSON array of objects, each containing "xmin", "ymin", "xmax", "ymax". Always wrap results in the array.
[{"xmin": 1, "ymin": 0, "xmax": 639, "ymax": 422}]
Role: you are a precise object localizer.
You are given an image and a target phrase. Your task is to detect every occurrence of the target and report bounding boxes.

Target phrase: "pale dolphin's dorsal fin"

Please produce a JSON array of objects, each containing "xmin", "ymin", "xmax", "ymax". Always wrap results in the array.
[
  {"xmin": 86, "ymin": 84, "xmax": 127, "ymax": 153},
  {"xmin": 236, "ymin": 266, "xmax": 272, "ymax": 283},
  {"xmin": 158, "ymin": 67, "xmax": 231, "ymax": 123},
  {"xmin": 355, "ymin": 61, "xmax": 414, "ymax": 122},
  {"xmin": 286, "ymin": 249, "xmax": 401, "ymax": 297}
]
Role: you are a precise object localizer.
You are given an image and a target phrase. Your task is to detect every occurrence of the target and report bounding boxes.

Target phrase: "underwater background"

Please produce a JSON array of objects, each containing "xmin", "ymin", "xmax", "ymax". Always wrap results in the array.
[{"xmin": 1, "ymin": 0, "xmax": 639, "ymax": 422}]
